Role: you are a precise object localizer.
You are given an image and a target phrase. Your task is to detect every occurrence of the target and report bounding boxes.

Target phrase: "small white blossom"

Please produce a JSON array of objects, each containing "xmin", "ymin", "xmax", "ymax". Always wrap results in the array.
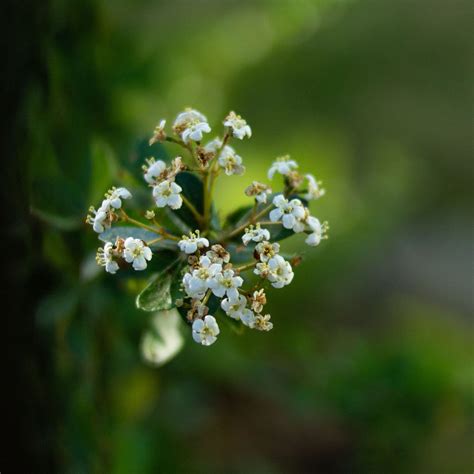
[
  {"xmin": 242, "ymin": 224, "xmax": 270, "ymax": 246},
  {"xmin": 218, "ymin": 146, "xmax": 245, "ymax": 176},
  {"xmin": 144, "ymin": 159, "xmax": 167, "ymax": 184},
  {"xmin": 178, "ymin": 231, "xmax": 209, "ymax": 254},
  {"xmin": 87, "ymin": 200, "xmax": 110, "ymax": 233},
  {"xmin": 269, "ymin": 194, "xmax": 305, "ymax": 231},
  {"xmin": 203, "ymin": 137, "xmax": 222, "ymax": 154},
  {"xmin": 240, "ymin": 309, "xmax": 257, "ymax": 328},
  {"xmin": 255, "ymin": 255, "xmax": 293, "ymax": 288},
  {"xmin": 183, "ymin": 256, "xmax": 222, "ymax": 299},
  {"xmin": 255, "ymin": 240, "xmax": 280, "ymax": 262},
  {"xmin": 107, "ymin": 187, "xmax": 132, "ymax": 209},
  {"xmin": 153, "ymin": 179, "xmax": 183, "ymax": 209},
  {"xmin": 221, "ymin": 294, "xmax": 248, "ymax": 320},
  {"xmin": 305, "ymin": 218, "xmax": 328, "ymax": 247},
  {"xmin": 173, "ymin": 108, "xmax": 211, "ymax": 144},
  {"xmin": 205, "ymin": 245, "xmax": 230, "ymax": 264},
  {"xmin": 96, "ymin": 242, "xmax": 119, "ymax": 274},
  {"xmin": 149, "ymin": 119, "xmax": 167, "ymax": 145},
  {"xmin": 123, "ymin": 237, "xmax": 152, "ymax": 271},
  {"xmin": 245, "ymin": 181, "xmax": 272, "ymax": 204},
  {"xmin": 254, "ymin": 313, "xmax": 273, "ymax": 331},
  {"xmin": 192, "ymin": 315, "xmax": 220, "ymax": 346},
  {"xmin": 208, "ymin": 268, "xmax": 243, "ymax": 300},
  {"xmin": 304, "ymin": 174, "xmax": 325, "ymax": 200},
  {"xmin": 267, "ymin": 255, "xmax": 294, "ymax": 288},
  {"xmin": 223, "ymin": 111, "xmax": 252, "ymax": 139},
  {"xmin": 267, "ymin": 155, "xmax": 298, "ymax": 180}
]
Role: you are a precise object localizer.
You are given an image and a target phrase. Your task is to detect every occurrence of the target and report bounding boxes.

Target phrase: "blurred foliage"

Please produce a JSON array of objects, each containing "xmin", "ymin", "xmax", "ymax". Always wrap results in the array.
[{"xmin": 6, "ymin": 0, "xmax": 473, "ymax": 472}]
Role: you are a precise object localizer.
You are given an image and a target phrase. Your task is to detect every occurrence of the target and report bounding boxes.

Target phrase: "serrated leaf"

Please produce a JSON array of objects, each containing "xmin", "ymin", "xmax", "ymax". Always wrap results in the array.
[
  {"xmin": 141, "ymin": 309, "xmax": 185, "ymax": 367},
  {"xmin": 136, "ymin": 258, "xmax": 182, "ymax": 312}
]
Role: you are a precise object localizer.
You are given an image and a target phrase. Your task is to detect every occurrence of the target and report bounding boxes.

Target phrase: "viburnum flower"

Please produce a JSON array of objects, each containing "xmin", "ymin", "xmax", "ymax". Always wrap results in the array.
[
  {"xmin": 179, "ymin": 231, "xmax": 209, "ymax": 254},
  {"xmin": 245, "ymin": 181, "xmax": 272, "ymax": 204},
  {"xmin": 144, "ymin": 159, "xmax": 167, "ymax": 184},
  {"xmin": 218, "ymin": 146, "xmax": 245, "ymax": 176},
  {"xmin": 255, "ymin": 241, "xmax": 280, "ymax": 262},
  {"xmin": 269, "ymin": 194, "xmax": 306, "ymax": 230},
  {"xmin": 255, "ymin": 254, "xmax": 294, "ymax": 288},
  {"xmin": 107, "ymin": 187, "xmax": 132, "ymax": 209},
  {"xmin": 123, "ymin": 237, "xmax": 153, "ymax": 271},
  {"xmin": 267, "ymin": 155, "xmax": 298, "ymax": 179},
  {"xmin": 304, "ymin": 174, "xmax": 325, "ymax": 201},
  {"xmin": 220, "ymin": 294, "xmax": 248, "ymax": 320},
  {"xmin": 149, "ymin": 119, "xmax": 167, "ymax": 145},
  {"xmin": 254, "ymin": 314, "xmax": 273, "ymax": 331},
  {"xmin": 192, "ymin": 315, "xmax": 220, "ymax": 346},
  {"xmin": 223, "ymin": 111, "xmax": 252, "ymax": 139},
  {"xmin": 153, "ymin": 180, "xmax": 183, "ymax": 209},
  {"xmin": 96, "ymin": 241, "xmax": 120, "ymax": 274},
  {"xmin": 173, "ymin": 108, "xmax": 211, "ymax": 143},
  {"xmin": 183, "ymin": 256, "xmax": 222, "ymax": 299},
  {"xmin": 208, "ymin": 268, "xmax": 243, "ymax": 300},
  {"xmin": 85, "ymin": 107, "xmax": 329, "ymax": 356},
  {"xmin": 242, "ymin": 224, "xmax": 270, "ymax": 245}
]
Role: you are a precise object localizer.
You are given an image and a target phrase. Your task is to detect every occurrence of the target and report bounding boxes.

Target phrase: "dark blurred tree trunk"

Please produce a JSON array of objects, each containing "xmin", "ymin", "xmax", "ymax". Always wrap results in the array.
[{"xmin": 1, "ymin": 0, "xmax": 57, "ymax": 471}]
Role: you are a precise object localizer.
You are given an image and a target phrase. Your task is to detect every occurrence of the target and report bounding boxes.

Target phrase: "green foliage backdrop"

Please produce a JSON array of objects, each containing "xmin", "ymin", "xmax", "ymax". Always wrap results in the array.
[{"xmin": 4, "ymin": 0, "xmax": 472, "ymax": 472}]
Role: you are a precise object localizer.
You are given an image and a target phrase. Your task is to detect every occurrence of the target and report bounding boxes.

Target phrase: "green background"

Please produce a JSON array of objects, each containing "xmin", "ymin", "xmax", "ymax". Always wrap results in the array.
[{"xmin": 6, "ymin": 0, "xmax": 472, "ymax": 472}]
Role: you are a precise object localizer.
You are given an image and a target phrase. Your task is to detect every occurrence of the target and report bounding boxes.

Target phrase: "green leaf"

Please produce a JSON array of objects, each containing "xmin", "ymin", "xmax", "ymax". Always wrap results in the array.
[
  {"xmin": 227, "ymin": 243, "xmax": 256, "ymax": 263},
  {"xmin": 173, "ymin": 172, "xmax": 204, "ymax": 229},
  {"xmin": 141, "ymin": 309, "xmax": 185, "ymax": 367},
  {"xmin": 225, "ymin": 204, "xmax": 252, "ymax": 228},
  {"xmin": 136, "ymin": 258, "xmax": 182, "ymax": 312}
]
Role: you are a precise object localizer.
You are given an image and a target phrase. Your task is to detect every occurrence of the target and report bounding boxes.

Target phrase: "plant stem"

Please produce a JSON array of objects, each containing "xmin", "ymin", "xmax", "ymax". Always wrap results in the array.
[
  {"xmin": 120, "ymin": 210, "xmax": 180, "ymax": 241},
  {"xmin": 235, "ymin": 261, "xmax": 257, "ymax": 273}
]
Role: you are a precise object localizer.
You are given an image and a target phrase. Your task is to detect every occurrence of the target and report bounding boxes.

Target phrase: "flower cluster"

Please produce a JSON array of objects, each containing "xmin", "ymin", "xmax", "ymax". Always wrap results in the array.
[
  {"xmin": 86, "ymin": 107, "xmax": 328, "ymax": 352},
  {"xmin": 96, "ymin": 236, "xmax": 152, "ymax": 273}
]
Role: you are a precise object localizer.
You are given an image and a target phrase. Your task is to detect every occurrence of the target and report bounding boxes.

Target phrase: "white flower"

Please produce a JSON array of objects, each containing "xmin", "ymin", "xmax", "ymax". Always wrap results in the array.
[
  {"xmin": 108, "ymin": 187, "xmax": 132, "ymax": 209},
  {"xmin": 149, "ymin": 119, "xmax": 167, "ymax": 145},
  {"xmin": 183, "ymin": 256, "xmax": 222, "ymax": 299},
  {"xmin": 87, "ymin": 198, "xmax": 115, "ymax": 233},
  {"xmin": 255, "ymin": 240, "xmax": 280, "ymax": 262},
  {"xmin": 240, "ymin": 309, "xmax": 257, "ymax": 328},
  {"xmin": 244, "ymin": 181, "xmax": 272, "ymax": 204},
  {"xmin": 96, "ymin": 242, "xmax": 119, "ymax": 274},
  {"xmin": 305, "ymin": 218, "xmax": 328, "ymax": 247},
  {"xmin": 192, "ymin": 315, "xmax": 220, "ymax": 346},
  {"xmin": 178, "ymin": 230, "xmax": 209, "ymax": 254},
  {"xmin": 269, "ymin": 194, "xmax": 305, "ymax": 230},
  {"xmin": 304, "ymin": 174, "xmax": 325, "ymax": 200},
  {"xmin": 203, "ymin": 137, "xmax": 222, "ymax": 154},
  {"xmin": 267, "ymin": 156, "xmax": 298, "ymax": 180},
  {"xmin": 266, "ymin": 255, "xmax": 294, "ymax": 288},
  {"xmin": 144, "ymin": 159, "xmax": 167, "ymax": 184},
  {"xmin": 208, "ymin": 268, "xmax": 243, "ymax": 300},
  {"xmin": 254, "ymin": 313, "xmax": 273, "ymax": 331},
  {"xmin": 242, "ymin": 224, "xmax": 270, "ymax": 246},
  {"xmin": 205, "ymin": 245, "xmax": 230, "ymax": 265},
  {"xmin": 221, "ymin": 294, "xmax": 247, "ymax": 320},
  {"xmin": 223, "ymin": 111, "xmax": 252, "ymax": 139},
  {"xmin": 173, "ymin": 108, "xmax": 211, "ymax": 144},
  {"xmin": 218, "ymin": 146, "xmax": 245, "ymax": 176},
  {"xmin": 153, "ymin": 179, "xmax": 183, "ymax": 209},
  {"xmin": 123, "ymin": 237, "xmax": 152, "ymax": 271},
  {"xmin": 255, "ymin": 255, "xmax": 293, "ymax": 288},
  {"xmin": 182, "ymin": 122, "xmax": 212, "ymax": 143}
]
